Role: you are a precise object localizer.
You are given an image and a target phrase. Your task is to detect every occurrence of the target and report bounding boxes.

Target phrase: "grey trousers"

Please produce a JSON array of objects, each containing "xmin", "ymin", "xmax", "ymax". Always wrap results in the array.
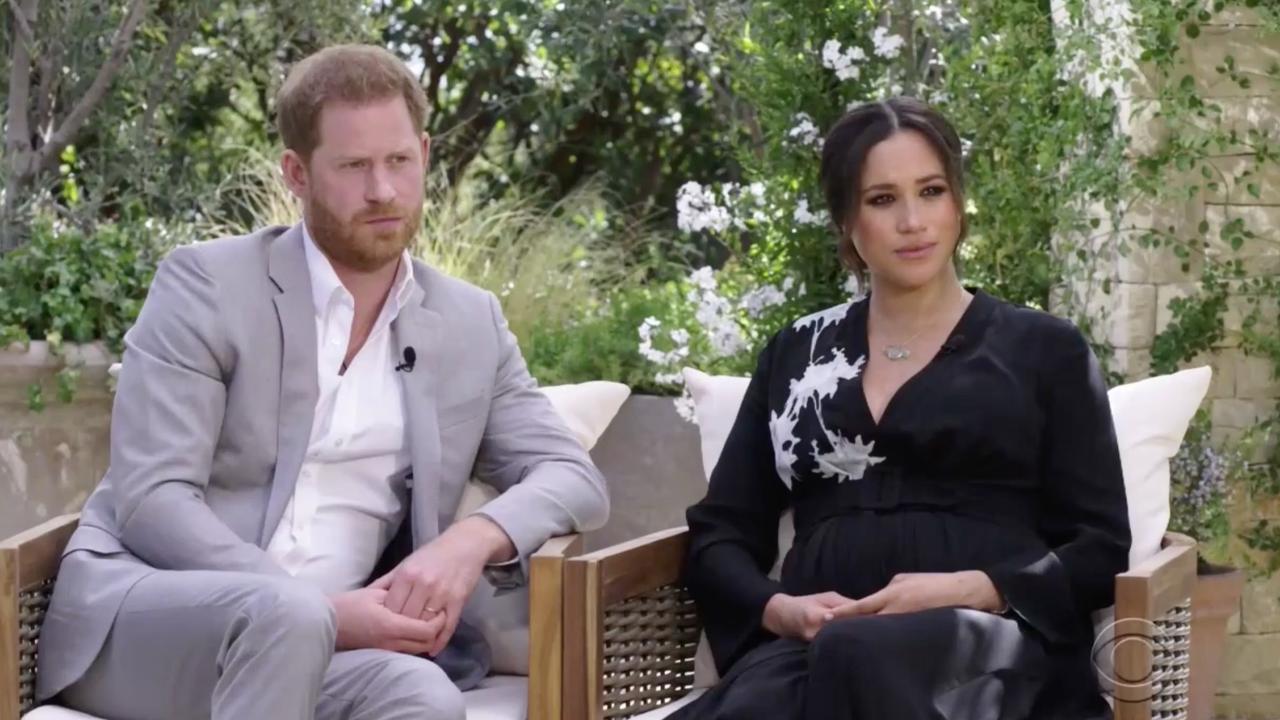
[{"xmin": 58, "ymin": 566, "xmax": 465, "ymax": 720}]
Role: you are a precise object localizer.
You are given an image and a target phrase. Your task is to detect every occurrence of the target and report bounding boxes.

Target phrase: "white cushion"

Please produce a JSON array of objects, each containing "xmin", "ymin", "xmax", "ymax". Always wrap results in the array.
[
  {"xmin": 459, "ymin": 380, "xmax": 631, "ymax": 676},
  {"xmin": 24, "ymin": 677, "xmax": 529, "ymax": 720},
  {"xmin": 681, "ymin": 363, "xmax": 1211, "ymax": 687},
  {"xmin": 1107, "ymin": 366, "xmax": 1211, "ymax": 568},
  {"xmin": 462, "ymin": 674, "xmax": 528, "ymax": 719}
]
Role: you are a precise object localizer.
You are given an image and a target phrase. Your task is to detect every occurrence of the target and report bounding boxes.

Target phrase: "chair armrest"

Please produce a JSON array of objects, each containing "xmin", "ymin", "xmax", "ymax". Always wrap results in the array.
[
  {"xmin": 1113, "ymin": 531, "xmax": 1197, "ymax": 720},
  {"xmin": 565, "ymin": 528, "xmax": 699, "ymax": 720},
  {"xmin": 527, "ymin": 533, "xmax": 584, "ymax": 720},
  {"xmin": 2, "ymin": 513, "xmax": 81, "ymax": 718}
]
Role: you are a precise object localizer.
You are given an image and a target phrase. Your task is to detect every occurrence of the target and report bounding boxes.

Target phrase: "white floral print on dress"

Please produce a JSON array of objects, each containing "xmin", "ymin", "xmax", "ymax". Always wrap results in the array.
[{"xmin": 769, "ymin": 298, "xmax": 885, "ymax": 489}]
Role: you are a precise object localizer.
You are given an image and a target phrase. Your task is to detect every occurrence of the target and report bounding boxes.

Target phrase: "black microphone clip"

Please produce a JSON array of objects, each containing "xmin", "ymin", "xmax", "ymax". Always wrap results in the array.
[
  {"xmin": 940, "ymin": 334, "xmax": 966, "ymax": 356},
  {"xmin": 395, "ymin": 346, "xmax": 416, "ymax": 373}
]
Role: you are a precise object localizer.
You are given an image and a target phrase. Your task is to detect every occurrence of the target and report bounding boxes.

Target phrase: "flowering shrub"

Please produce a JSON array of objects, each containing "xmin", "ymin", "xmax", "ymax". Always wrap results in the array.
[
  {"xmin": 632, "ymin": 0, "xmax": 1125, "ymax": 404},
  {"xmin": 1169, "ymin": 414, "xmax": 1235, "ymax": 551}
]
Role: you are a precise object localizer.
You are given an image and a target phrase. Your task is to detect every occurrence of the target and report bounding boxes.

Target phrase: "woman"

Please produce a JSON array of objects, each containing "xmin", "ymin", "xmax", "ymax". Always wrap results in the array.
[{"xmin": 672, "ymin": 97, "xmax": 1130, "ymax": 719}]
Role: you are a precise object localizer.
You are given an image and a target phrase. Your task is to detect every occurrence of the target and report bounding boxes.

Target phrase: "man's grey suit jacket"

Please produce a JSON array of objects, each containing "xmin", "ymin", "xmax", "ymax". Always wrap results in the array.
[{"xmin": 36, "ymin": 224, "xmax": 609, "ymax": 700}]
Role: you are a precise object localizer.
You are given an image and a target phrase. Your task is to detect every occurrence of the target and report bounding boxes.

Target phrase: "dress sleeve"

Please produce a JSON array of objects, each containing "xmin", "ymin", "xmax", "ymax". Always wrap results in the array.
[
  {"xmin": 981, "ymin": 321, "xmax": 1132, "ymax": 646},
  {"xmin": 684, "ymin": 334, "xmax": 791, "ymax": 673}
]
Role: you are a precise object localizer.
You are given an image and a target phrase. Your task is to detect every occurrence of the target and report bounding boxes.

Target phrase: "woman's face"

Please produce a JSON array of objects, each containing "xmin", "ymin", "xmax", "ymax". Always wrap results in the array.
[{"xmin": 849, "ymin": 129, "xmax": 962, "ymax": 292}]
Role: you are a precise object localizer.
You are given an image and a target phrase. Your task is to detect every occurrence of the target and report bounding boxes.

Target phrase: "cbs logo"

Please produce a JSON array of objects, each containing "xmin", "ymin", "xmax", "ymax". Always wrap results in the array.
[{"xmin": 1090, "ymin": 616, "xmax": 1185, "ymax": 704}]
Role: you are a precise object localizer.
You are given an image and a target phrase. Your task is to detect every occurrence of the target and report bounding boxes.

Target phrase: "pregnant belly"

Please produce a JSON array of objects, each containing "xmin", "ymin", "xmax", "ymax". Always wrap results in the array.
[{"xmin": 780, "ymin": 509, "xmax": 1046, "ymax": 599}]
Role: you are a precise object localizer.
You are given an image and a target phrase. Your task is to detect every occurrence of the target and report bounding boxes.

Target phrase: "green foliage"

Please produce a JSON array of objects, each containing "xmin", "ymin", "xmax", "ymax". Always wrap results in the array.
[
  {"xmin": 376, "ymin": 0, "xmax": 739, "ymax": 230},
  {"xmin": 0, "ymin": 214, "xmax": 179, "ymax": 351},
  {"xmin": 523, "ymin": 287, "xmax": 675, "ymax": 395}
]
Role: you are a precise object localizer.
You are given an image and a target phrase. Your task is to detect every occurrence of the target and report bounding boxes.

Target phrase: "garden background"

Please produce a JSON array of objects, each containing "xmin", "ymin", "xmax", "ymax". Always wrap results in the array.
[{"xmin": 2, "ymin": 0, "xmax": 1278, "ymax": 715}]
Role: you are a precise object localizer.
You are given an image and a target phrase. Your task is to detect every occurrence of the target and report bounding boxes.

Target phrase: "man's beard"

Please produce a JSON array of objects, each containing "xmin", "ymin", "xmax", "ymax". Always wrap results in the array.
[{"xmin": 306, "ymin": 196, "xmax": 422, "ymax": 273}]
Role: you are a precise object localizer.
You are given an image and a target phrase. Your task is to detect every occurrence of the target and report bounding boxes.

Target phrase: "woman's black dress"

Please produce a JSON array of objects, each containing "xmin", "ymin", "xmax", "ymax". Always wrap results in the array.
[{"xmin": 671, "ymin": 290, "xmax": 1131, "ymax": 720}]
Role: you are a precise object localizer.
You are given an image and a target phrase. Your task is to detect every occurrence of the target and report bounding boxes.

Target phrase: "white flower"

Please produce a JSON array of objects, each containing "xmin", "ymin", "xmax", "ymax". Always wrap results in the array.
[
  {"xmin": 787, "ymin": 113, "xmax": 822, "ymax": 149},
  {"xmin": 740, "ymin": 283, "xmax": 788, "ymax": 318},
  {"xmin": 676, "ymin": 182, "xmax": 732, "ymax": 234},
  {"xmin": 674, "ymin": 389, "xmax": 698, "ymax": 424},
  {"xmin": 655, "ymin": 371, "xmax": 684, "ymax": 386},
  {"xmin": 689, "ymin": 265, "xmax": 718, "ymax": 291},
  {"xmin": 638, "ymin": 317, "xmax": 691, "ymax": 367},
  {"xmin": 821, "ymin": 40, "xmax": 867, "ymax": 82},
  {"xmin": 873, "ymin": 28, "xmax": 906, "ymax": 59},
  {"xmin": 812, "ymin": 433, "xmax": 885, "ymax": 482},
  {"xmin": 708, "ymin": 322, "xmax": 748, "ymax": 357},
  {"xmin": 793, "ymin": 198, "xmax": 829, "ymax": 227}
]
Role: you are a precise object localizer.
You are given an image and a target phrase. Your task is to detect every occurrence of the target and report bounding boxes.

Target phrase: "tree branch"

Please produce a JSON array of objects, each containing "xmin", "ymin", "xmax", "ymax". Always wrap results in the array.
[
  {"xmin": 5, "ymin": 0, "xmax": 37, "ymax": 49},
  {"xmin": 3, "ymin": 0, "xmax": 39, "ymax": 243},
  {"xmin": 34, "ymin": 0, "xmax": 148, "ymax": 178},
  {"xmin": 34, "ymin": 37, "xmax": 61, "ymax": 139}
]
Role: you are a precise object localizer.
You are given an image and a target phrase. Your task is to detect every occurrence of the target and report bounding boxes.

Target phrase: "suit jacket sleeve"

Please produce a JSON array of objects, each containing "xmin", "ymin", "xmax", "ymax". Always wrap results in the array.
[
  {"xmin": 468, "ymin": 292, "xmax": 610, "ymax": 587},
  {"xmin": 981, "ymin": 322, "xmax": 1131, "ymax": 645},
  {"xmin": 107, "ymin": 246, "xmax": 287, "ymax": 576}
]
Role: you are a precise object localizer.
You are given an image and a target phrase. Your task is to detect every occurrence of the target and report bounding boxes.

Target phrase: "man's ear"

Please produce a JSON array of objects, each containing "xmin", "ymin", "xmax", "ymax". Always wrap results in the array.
[
  {"xmin": 280, "ymin": 149, "xmax": 309, "ymax": 199},
  {"xmin": 421, "ymin": 132, "xmax": 431, "ymax": 170}
]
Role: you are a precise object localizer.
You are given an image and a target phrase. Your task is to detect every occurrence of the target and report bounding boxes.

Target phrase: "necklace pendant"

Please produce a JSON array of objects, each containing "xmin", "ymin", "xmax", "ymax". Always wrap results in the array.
[{"xmin": 884, "ymin": 345, "xmax": 911, "ymax": 361}]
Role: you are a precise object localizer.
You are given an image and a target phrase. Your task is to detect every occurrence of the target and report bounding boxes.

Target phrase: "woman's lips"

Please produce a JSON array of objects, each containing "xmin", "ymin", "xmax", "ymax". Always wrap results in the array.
[{"xmin": 894, "ymin": 242, "xmax": 936, "ymax": 260}]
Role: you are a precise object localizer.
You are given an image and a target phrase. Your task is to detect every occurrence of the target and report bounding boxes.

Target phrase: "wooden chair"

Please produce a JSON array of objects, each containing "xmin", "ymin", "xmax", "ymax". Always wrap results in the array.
[
  {"xmin": 1, "ymin": 514, "xmax": 581, "ymax": 720},
  {"xmin": 564, "ymin": 527, "xmax": 1198, "ymax": 720}
]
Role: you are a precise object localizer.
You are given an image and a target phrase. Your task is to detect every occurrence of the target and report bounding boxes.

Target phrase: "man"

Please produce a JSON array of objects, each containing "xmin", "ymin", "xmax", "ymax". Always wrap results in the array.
[{"xmin": 35, "ymin": 44, "xmax": 609, "ymax": 720}]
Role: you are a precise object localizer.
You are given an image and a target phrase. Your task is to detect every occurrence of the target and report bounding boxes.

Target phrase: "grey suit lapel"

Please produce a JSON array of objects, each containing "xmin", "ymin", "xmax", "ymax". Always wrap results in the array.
[
  {"xmin": 261, "ymin": 225, "xmax": 319, "ymax": 544},
  {"xmin": 394, "ymin": 284, "xmax": 444, "ymax": 547}
]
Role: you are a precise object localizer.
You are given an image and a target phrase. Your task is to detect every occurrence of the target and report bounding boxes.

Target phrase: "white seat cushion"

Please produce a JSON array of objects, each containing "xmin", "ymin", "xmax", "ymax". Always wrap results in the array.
[
  {"xmin": 462, "ymin": 674, "xmax": 528, "ymax": 719},
  {"xmin": 627, "ymin": 688, "xmax": 707, "ymax": 720},
  {"xmin": 25, "ymin": 676, "xmax": 529, "ymax": 720}
]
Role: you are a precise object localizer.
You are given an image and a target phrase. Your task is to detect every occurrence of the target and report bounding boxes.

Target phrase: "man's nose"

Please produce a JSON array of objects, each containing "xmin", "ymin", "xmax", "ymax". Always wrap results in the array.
[{"xmin": 366, "ymin": 166, "xmax": 396, "ymax": 205}]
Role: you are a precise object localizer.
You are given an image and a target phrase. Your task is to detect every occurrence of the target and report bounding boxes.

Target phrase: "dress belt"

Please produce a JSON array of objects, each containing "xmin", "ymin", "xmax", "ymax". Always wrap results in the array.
[{"xmin": 790, "ymin": 466, "xmax": 1038, "ymax": 540}]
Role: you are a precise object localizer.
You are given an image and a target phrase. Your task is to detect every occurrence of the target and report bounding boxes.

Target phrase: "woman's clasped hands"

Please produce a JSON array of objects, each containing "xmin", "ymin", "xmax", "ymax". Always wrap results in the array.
[{"xmin": 761, "ymin": 570, "xmax": 1006, "ymax": 642}]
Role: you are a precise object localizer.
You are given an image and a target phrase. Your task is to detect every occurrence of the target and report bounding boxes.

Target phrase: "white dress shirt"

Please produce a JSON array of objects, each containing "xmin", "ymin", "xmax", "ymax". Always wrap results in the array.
[{"xmin": 265, "ymin": 227, "xmax": 417, "ymax": 594}]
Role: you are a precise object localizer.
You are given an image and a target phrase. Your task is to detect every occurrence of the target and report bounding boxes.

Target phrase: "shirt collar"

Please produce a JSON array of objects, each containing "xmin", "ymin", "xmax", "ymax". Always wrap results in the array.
[{"xmin": 301, "ymin": 223, "xmax": 416, "ymax": 321}]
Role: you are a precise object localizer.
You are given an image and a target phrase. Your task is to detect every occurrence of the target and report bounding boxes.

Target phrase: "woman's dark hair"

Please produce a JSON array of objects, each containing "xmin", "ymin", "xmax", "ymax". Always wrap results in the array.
[{"xmin": 819, "ymin": 97, "xmax": 967, "ymax": 274}]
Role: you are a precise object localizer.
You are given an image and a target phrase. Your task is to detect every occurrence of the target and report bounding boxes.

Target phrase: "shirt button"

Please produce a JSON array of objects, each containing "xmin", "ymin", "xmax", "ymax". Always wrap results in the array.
[{"xmin": 335, "ymin": 439, "xmax": 345, "ymax": 448}]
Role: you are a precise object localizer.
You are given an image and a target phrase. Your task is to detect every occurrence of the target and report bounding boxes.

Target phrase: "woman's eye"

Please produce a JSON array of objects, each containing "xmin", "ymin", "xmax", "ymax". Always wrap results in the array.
[
  {"xmin": 868, "ymin": 194, "xmax": 894, "ymax": 206},
  {"xmin": 922, "ymin": 185, "xmax": 948, "ymax": 197}
]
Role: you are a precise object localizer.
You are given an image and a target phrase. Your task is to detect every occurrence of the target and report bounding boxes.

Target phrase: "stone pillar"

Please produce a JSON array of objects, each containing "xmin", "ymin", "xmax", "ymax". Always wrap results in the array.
[{"xmin": 1053, "ymin": 3, "xmax": 1280, "ymax": 717}]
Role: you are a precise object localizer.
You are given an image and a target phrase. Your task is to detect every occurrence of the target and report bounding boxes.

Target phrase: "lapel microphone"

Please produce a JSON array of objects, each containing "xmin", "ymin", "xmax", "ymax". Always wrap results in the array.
[
  {"xmin": 395, "ymin": 346, "xmax": 416, "ymax": 373},
  {"xmin": 939, "ymin": 334, "xmax": 966, "ymax": 356}
]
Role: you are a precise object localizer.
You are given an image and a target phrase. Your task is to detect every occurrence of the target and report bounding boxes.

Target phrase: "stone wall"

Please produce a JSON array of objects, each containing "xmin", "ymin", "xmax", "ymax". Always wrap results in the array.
[
  {"xmin": 0, "ymin": 343, "xmax": 114, "ymax": 538},
  {"xmin": 1073, "ymin": 5, "xmax": 1280, "ymax": 717}
]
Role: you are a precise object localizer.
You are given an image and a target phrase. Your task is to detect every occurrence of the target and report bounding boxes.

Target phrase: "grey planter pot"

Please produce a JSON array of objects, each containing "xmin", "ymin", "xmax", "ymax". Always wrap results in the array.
[
  {"xmin": 587, "ymin": 394, "xmax": 707, "ymax": 551},
  {"xmin": 0, "ymin": 342, "xmax": 116, "ymax": 536}
]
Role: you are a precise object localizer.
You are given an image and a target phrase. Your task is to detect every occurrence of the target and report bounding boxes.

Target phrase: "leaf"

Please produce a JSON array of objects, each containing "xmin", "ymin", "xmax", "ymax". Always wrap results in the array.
[
  {"xmin": 1186, "ymin": 22, "xmax": 1200, "ymax": 39},
  {"xmin": 1199, "ymin": 220, "xmax": 1210, "ymax": 234},
  {"xmin": 1247, "ymin": 183, "xmax": 1262, "ymax": 199}
]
